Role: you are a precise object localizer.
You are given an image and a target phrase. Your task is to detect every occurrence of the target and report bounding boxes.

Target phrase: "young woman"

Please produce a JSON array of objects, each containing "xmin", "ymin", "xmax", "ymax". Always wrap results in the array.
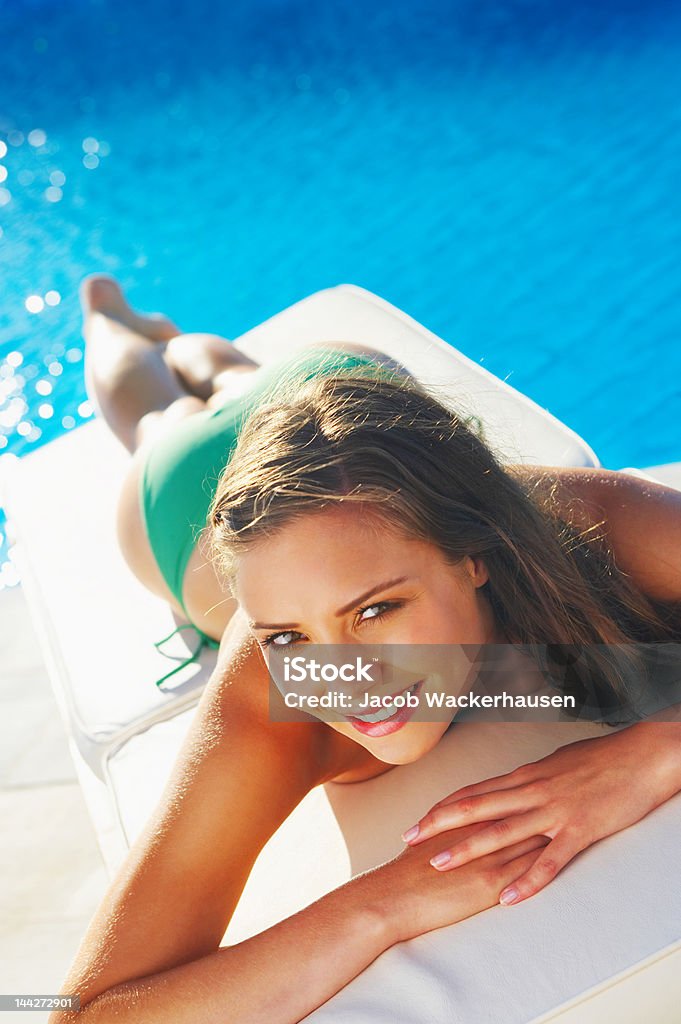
[{"xmin": 52, "ymin": 275, "xmax": 681, "ymax": 1024}]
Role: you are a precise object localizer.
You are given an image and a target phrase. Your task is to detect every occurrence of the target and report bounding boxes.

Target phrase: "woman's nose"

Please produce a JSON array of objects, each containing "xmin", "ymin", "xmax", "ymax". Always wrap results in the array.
[
  {"xmin": 308, "ymin": 631, "xmax": 385, "ymax": 675},
  {"xmin": 313, "ymin": 625, "xmax": 360, "ymax": 647}
]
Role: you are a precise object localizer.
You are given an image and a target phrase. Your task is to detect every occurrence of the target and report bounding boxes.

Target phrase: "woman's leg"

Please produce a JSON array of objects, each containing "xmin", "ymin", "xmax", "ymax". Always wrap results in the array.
[
  {"xmin": 82, "ymin": 275, "xmax": 198, "ymax": 453},
  {"xmin": 81, "ymin": 274, "xmax": 262, "ymax": 618},
  {"xmin": 164, "ymin": 332, "xmax": 259, "ymax": 403},
  {"xmin": 81, "ymin": 275, "xmax": 259, "ymax": 453}
]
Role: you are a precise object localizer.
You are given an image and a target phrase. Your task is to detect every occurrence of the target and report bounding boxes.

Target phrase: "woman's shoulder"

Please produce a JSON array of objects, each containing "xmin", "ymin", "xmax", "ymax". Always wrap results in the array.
[
  {"xmin": 508, "ymin": 464, "xmax": 681, "ymax": 602},
  {"xmin": 506, "ymin": 464, "xmax": 610, "ymax": 534},
  {"xmin": 507, "ymin": 463, "xmax": 611, "ymax": 503}
]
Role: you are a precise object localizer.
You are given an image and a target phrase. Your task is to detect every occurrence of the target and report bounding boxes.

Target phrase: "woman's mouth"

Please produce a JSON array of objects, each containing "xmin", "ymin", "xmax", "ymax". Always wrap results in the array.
[{"xmin": 346, "ymin": 680, "xmax": 424, "ymax": 738}]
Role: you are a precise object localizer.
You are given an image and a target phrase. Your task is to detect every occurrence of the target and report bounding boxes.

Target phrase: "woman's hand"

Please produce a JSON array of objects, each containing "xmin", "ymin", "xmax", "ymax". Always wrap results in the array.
[
  {"xmin": 400, "ymin": 723, "xmax": 681, "ymax": 907},
  {"xmin": 372, "ymin": 822, "xmax": 550, "ymax": 943}
]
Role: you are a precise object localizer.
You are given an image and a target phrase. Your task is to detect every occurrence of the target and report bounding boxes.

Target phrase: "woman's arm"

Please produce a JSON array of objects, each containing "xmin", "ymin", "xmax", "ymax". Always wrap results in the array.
[
  {"xmin": 399, "ymin": 467, "xmax": 681, "ymax": 906},
  {"xmin": 50, "ymin": 609, "xmax": 545, "ymax": 1023},
  {"xmin": 49, "ymin": 611, "xmax": 344, "ymax": 1018},
  {"xmin": 55, "ymin": 825, "xmax": 546, "ymax": 1024},
  {"xmin": 403, "ymin": 719, "xmax": 681, "ymax": 906}
]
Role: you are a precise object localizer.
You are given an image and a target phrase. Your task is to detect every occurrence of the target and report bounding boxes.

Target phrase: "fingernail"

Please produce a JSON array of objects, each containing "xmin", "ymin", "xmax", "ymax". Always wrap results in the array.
[
  {"xmin": 499, "ymin": 887, "xmax": 519, "ymax": 905},
  {"xmin": 402, "ymin": 825, "xmax": 420, "ymax": 842},
  {"xmin": 430, "ymin": 851, "xmax": 452, "ymax": 869}
]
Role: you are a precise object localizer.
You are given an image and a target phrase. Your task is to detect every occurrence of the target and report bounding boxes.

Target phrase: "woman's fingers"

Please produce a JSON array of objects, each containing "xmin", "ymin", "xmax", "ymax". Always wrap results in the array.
[
  {"xmin": 428, "ymin": 764, "xmax": 537, "ymax": 810},
  {"xmin": 497, "ymin": 831, "xmax": 580, "ymax": 905},
  {"xmin": 402, "ymin": 785, "xmax": 540, "ymax": 845},
  {"xmin": 492, "ymin": 848, "xmax": 548, "ymax": 900},
  {"xmin": 428, "ymin": 812, "xmax": 543, "ymax": 871},
  {"xmin": 495, "ymin": 832, "xmax": 551, "ymax": 865}
]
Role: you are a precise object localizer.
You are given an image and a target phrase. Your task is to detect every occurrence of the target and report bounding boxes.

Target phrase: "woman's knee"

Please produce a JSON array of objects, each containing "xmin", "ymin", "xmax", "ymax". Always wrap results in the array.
[{"xmin": 165, "ymin": 334, "xmax": 258, "ymax": 399}]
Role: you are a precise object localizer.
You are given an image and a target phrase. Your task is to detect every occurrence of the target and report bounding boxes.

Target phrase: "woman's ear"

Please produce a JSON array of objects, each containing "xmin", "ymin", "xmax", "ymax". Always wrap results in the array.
[{"xmin": 465, "ymin": 556, "xmax": 490, "ymax": 588}]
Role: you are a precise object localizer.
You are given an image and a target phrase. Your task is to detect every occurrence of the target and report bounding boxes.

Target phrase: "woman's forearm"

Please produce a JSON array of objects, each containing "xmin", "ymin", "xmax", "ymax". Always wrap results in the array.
[
  {"xmin": 61, "ymin": 825, "xmax": 544, "ymax": 1024},
  {"xmin": 626, "ymin": 719, "xmax": 681, "ymax": 797},
  {"xmin": 67, "ymin": 871, "xmax": 395, "ymax": 1024}
]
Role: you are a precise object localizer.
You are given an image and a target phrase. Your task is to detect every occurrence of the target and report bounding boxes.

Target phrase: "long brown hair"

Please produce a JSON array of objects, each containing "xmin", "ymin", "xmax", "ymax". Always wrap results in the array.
[{"xmin": 207, "ymin": 357, "xmax": 681, "ymax": 723}]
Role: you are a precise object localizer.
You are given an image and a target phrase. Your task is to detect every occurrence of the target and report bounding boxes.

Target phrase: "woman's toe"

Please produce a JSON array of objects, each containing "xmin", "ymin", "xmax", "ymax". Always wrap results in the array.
[
  {"xmin": 80, "ymin": 274, "xmax": 127, "ymax": 318},
  {"xmin": 79, "ymin": 273, "xmax": 180, "ymax": 341}
]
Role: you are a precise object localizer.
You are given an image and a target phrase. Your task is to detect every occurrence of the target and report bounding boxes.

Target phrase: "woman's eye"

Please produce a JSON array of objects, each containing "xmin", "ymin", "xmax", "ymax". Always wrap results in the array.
[
  {"xmin": 264, "ymin": 631, "xmax": 302, "ymax": 647},
  {"xmin": 358, "ymin": 601, "xmax": 397, "ymax": 623}
]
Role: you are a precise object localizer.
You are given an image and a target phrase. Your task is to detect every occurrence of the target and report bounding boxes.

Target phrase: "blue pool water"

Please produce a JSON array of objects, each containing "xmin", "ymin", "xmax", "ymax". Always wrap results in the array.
[{"xmin": 1, "ymin": 0, "xmax": 680, "ymax": 588}]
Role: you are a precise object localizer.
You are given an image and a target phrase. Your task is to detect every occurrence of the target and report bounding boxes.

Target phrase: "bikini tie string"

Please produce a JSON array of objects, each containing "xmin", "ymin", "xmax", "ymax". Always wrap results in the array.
[{"xmin": 152, "ymin": 623, "xmax": 220, "ymax": 687}]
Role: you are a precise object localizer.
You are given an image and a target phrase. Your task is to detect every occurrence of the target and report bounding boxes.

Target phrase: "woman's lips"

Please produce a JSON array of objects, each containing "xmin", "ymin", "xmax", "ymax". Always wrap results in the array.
[{"xmin": 346, "ymin": 680, "xmax": 424, "ymax": 738}]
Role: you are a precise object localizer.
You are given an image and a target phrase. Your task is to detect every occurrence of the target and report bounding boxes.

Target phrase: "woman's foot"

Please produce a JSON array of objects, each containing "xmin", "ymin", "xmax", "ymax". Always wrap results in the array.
[
  {"xmin": 81, "ymin": 274, "xmax": 188, "ymax": 451},
  {"xmin": 80, "ymin": 274, "xmax": 181, "ymax": 342}
]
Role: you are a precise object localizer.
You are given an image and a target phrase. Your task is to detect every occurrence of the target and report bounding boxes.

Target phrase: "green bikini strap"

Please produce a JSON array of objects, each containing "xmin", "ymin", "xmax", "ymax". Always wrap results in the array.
[{"xmin": 152, "ymin": 623, "xmax": 220, "ymax": 687}]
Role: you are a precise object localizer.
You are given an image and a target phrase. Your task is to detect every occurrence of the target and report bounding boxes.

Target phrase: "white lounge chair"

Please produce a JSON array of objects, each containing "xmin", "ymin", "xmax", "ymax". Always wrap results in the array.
[{"xmin": 1, "ymin": 285, "xmax": 679, "ymax": 1023}]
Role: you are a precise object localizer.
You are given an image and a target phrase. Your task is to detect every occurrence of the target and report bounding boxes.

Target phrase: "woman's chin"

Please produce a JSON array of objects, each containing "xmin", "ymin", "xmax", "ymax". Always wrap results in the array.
[{"xmin": 359, "ymin": 721, "xmax": 452, "ymax": 765}]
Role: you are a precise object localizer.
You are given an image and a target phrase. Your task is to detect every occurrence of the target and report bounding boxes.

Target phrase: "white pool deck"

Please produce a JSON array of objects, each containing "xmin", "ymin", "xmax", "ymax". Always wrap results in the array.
[
  {"xmin": 1, "ymin": 459, "xmax": 680, "ymax": 1022},
  {"xmin": 0, "ymin": 583, "xmax": 109, "ymax": 1023}
]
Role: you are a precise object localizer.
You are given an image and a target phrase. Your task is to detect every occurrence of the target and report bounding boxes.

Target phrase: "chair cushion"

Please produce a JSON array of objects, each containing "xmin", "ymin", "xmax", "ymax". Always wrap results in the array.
[
  {"xmin": 232, "ymin": 285, "xmax": 600, "ymax": 468},
  {"xmin": 104, "ymin": 703, "xmax": 681, "ymax": 1023}
]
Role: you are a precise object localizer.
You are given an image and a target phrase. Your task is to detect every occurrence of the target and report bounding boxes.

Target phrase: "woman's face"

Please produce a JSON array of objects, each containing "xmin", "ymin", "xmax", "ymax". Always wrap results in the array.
[{"xmin": 235, "ymin": 503, "xmax": 502, "ymax": 764}]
